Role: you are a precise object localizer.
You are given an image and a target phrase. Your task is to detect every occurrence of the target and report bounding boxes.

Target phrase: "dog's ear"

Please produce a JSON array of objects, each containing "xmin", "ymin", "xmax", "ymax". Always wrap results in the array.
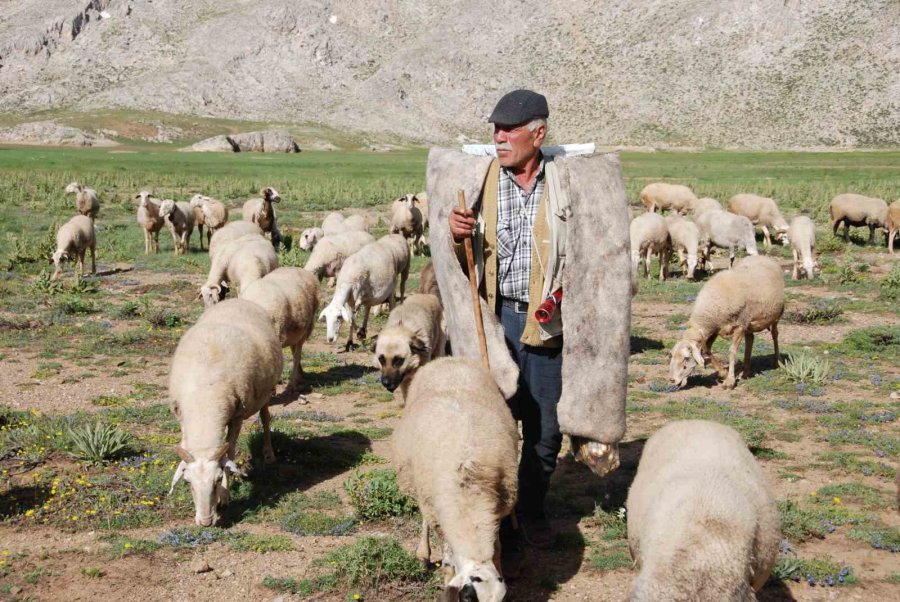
[{"xmin": 409, "ymin": 336, "xmax": 429, "ymax": 358}]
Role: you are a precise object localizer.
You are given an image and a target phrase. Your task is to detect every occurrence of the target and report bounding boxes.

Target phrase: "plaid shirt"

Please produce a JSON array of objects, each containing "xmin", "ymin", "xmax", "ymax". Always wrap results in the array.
[{"xmin": 496, "ymin": 159, "xmax": 545, "ymax": 302}]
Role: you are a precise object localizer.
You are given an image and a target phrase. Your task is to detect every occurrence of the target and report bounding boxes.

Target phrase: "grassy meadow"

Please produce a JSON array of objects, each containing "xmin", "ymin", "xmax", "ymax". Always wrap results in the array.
[{"xmin": 0, "ymin": 145, "xmax": 897, "ymax": 601}]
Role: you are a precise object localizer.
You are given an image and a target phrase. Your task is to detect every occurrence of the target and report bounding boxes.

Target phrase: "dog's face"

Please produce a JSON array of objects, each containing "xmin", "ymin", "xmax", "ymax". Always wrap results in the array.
[{"xmin": 374, "ymin": 326, "xmax": 428, "ymax": 392}]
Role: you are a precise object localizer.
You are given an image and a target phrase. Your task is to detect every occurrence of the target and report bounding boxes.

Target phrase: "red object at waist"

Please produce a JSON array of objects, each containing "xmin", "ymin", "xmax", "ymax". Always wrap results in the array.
[{"xmin": 535, "ymin": 288, "xmax": 563, "ymax": 324}]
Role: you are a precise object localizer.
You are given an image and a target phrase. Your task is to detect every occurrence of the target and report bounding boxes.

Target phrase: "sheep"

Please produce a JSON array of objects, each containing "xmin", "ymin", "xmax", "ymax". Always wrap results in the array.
[
  {"xmin": 189, "ymin": 194, "xmax": 229, "ymax": 250},
  {"xmin": 51, "ymin": 215, "xmax": 95, "ymax": 280},
  {"xmin": 200, "ymin": 232, "xmax": 278, "ymax": 306},
  {"xmin": 691, "ymin": 196, "xmax": 724, "ymax": 217},
  {"xmin": 727, "ymin": 194, "xmax": 790, "ymax": 249},
  {"xmin": 321, "ymin": 211, "xmax": 347, "ymax": 236},
  {"xmin": 788, "ymin": 215, "xmax": 817, "ymax": 280},
  {"xmin": 242, "ymin": 186, "xmax": 282, "ymax": 248},
  {"xmin": 134, "ymin": 190, "xmax": 164, "ymax": 254},
  {"xmin": 419, "ymin": 260, "xmax": 439, "ymax": 297},
  {"xmin": 669, "ymin": 255, "xmax": 784, "ymax": 390},
  {"xmin": 888, "ymin": 199, "xmax": 900, "ymax": 254},
  {"xmin": 159, "ymin": 199, "xmax": 195, "ymax": 256},
  {"xmin": 343, "ymin": 213, "xmax": 370, "ymax": 232},
  {"xmin": 829, "ymin": 193, "xmax": 889, "ymax": 245},
  {"xmin": 240, "ymin": 267, "xmax": 319, "ymax": 395},
  {"xmin": 626, "ymin": 420, "xmax": 779, "ymax": 602},
  {"xmin": 665, "ymin": 214, "xmax": 701, "ymax": 279},
  {"xmin": 373, "ymin": 293, "xmax": 446, "ymax": 404},
  {"xmin": 377, "ymin": 233, "xmax": 412, "ymax": 302},
  {"xmin": 300, "ymin": 214, "xmax": 370, "ymax": 251},
  {"xmin": 696, "ymin": 210, "xmax": 759, "ymax": 269},
  {"xmin": 630, "ymin": 212, "xmax": 671, "ymax": 281},
  {"xmin": 298, "ymin": 227, "xmax": 325, "ymax": 251},
  {"xmin": 389, "ymin": 193, "xmax": 426, "ymax": 255},
  {"xmin": 415, "ymin": 191, "xmax": 429, "ymax": 229},
  {"xmin": 393, "ymin": 357, "xmax": 517, "ymax": 601},
  {"xmin": 208, "ymin": 220, "xmax": 262, "ymax": 257},
  {"xmin": 639, "ymin": 182, "xmax": 697, "ymax": 214},
  {"xmin": 303, "ymin": 231, "xmax": 375, "ymax": 283},
  {"xmin": 65, "ymin": 182, "xmax": 99, "ymax": 220},
  {"xmin": 168, "ymin": 299, "xmax": 282, "ymax": 526},
  {"xmin": 318, "ymin": 234, "xmax": 409, "ymax": 350}
]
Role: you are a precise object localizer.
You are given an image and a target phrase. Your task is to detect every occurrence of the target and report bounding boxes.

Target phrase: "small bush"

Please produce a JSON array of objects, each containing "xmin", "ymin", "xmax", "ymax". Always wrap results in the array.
[
  {"xmin": 771, "ymin": 554, "xmax": 855, "ymax": 586},
  {"xmin": 281, "ymin": 511, "xmax": 357, "ymax": 536},
  {"xmin": 879, "ymin": 265, "xmax": 900, "ymax": 301},
  {"xmin": 229, "ymin": 533, "xmax": 294, "ymax": 553},
  {"xmin": 779, "ymin": 351, "xmax": 830, "ymax": 386},
  {"xmin": 344, "ymin": 469, "xmax": 417, "ymax": 521},
  {"xmin": 847, "ymin": 524, "xmax": 900, "ymax": 552},
  {"xmin": 57, "ymin": 294, "xmax": 97, "ymax": 315},
  {"xmin": 839, "ymin": 326, "xmax": 900, "ymax": 354},
  {"xmin": 785, "ymin": 300, "xmax": 844, "ymax": 324},
  {"xmin": 113, "ymin": 301, "xmax": 142, "ymax": 319},
  {"xmin": 67, "ymin": 422, "xmax": 133, "ymax": 464},
  {"xmin": 144, "ymin": 307, "xmax": 183, "ymax": 328},
  {"xmin": 778, "ymin": 499, "xmax": 867, "ymax": 543},
  {"xmin": 837, "ymin": 264, "xmax": 858, "ymax": 285},
  {"xmin": 158, "ymin": 527, "xmax": 227, "ymax": 547},
  {"xmin": 81, "ymin": 567, "xmax": 104, "ymax": 579},
  {"xmin": 321, "ymin": 536, "xmax": 429, "ymax": 588}
]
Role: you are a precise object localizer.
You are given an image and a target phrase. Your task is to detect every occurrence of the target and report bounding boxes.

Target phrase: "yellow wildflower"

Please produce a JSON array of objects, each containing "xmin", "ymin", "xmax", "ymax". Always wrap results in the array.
[{"xmin": 833, "ymin": 497, "xmax": 842, "ymax": 505}]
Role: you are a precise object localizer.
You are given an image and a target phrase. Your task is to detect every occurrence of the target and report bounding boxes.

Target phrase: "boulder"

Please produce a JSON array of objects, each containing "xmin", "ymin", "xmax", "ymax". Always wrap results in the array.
[
  {"xmin": 180, "ymin": 130, "xmax": 300, "ymax": 153},
  {"xmin": 0, "ymin": 121, "xmax": 118, "ymax": 147}
]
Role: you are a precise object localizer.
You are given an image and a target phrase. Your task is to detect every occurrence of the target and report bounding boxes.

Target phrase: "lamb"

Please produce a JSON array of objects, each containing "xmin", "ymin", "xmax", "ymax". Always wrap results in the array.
[
  {"xmin": 51, "ymin": 215, "xmax": 95, "ymax": 280},
  {"xmin": 626, "ymin": 420, "xmax": 779, "ymax": 601},
  {"xmin": 159, "ymin": 199, "xmax": 195, "ymax": 256},
  {"xmin": 373, "ymin": 293, "xmax": 446, "ymax": 404},
  {"xmin": 242, "ymin": 186, "xmax": 282, "ymax": 248},
  {"xmin": 888, "ymin": 199, "xmax": 900, "ymax": 254},
  {"xmin": 240, "ymin": 267, "xmax": 319, "ymax": 395},
  {"xmin": 788, "ymin": 215, "xmax": 817, "ymax": 280},
  {"xmin": 319, "ymin": 234, "xmax": 409, "ymax": 350},
  {"xmin": 65, "ymin": 182, "xmax": 99, "ymax": 220},
  {"xmin": 200, "ymin": 232, "xmax": 278, "ymax": 305},
  {"xmin": 189, "ymin": 194, "xmax": 229, "ymax": 250},
  {"xmin": 669, "ymin": 255, "xmax": 784, "ymax": 390},
  {"xmin": 829, "ymin": 193, "xmax": 889, "ymax": 245},
  {"xmin": 639, "ymin": 182, "xmax": 697, "ymax": 214},
  {"xmin": 303, "ymin": 231, "xmax": 375, "ymax": 282},
  {"xmin": 727, "ymin": 194, "xmax": 789, "ymax": 249},
  {"xmin": 135, "ymin": 190, "xmax": 164, "ymax": 254},
  {"xmin": 168, "ymin": 299, "xmax": 282, "ymax": 526},
  {"xmin": 696, "ymin": 210, "xmax": 758, "ymax": 269},
  {"xmin": 691, "ymin": 196, "xmax": 724, "ymax": 217},
  {"xmin": 389, "ymin": 193, "xmax": 426, "ymax": 255},
  {"xmin": 665, "ymin": 214, "xmax": 701, "ymax": 279},
  {"xmin": 630, "ymin": 212, "xmax": 671, "ymax": 281},
  {"xmin": 393, "ymin": 357, "xmax": 517, "ymax": 601},
  {"xmin": 208, "ymin": 220, "xmax": 262, "ymax": 256}
]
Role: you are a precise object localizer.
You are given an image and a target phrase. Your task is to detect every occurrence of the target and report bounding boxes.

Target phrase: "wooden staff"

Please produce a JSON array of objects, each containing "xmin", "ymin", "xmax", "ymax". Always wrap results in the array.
[{"xmin": 457, "ymin": 189, "xmax": 490, "ymax": 369}]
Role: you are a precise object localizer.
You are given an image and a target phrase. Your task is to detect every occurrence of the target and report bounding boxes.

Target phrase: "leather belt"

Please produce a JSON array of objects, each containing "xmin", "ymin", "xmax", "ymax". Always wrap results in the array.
[{"xmin": 500, "ymin": 297, "xmax": 529, "ymax": 313}]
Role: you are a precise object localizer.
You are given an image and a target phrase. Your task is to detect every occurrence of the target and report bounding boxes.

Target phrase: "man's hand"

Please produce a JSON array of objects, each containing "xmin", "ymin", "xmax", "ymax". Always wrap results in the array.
[{"xmin": 449, "ymin": 207, "xmax": 476, "ymax": 243}]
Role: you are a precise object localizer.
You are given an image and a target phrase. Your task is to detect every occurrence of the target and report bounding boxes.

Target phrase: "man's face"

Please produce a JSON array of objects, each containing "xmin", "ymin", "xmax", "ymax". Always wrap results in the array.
[{"xmin": 493, "ymin": 121, "xmax": 545, "ymax": 169}]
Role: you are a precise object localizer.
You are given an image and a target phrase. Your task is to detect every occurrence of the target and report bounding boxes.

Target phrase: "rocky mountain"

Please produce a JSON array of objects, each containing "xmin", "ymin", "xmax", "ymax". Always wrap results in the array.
[{"xmin": 0, "ymin": 0, "xmax": 897, "ymax": 148}]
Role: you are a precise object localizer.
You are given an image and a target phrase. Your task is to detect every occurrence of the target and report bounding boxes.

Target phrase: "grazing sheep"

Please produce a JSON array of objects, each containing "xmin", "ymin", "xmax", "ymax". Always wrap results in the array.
[
  {"xmin": 343, "ymin": 213, "xmax": 370, "ymax": 232},
  {"xmin": 415, "ymin": 191, "xmax": 429, "ymax": 229},
  {"xmin": 159, "ymin": 199, "xmax": 195, "ymax": 256},
  {"xmin": 168, "ymin": 299, "xmax": 282, "ymax": 526},
  {"xmin": 240, "ymin": 267, "xmax": 319, "ymax": 394},
  {"xmin": 65, "ymin": 182, "xmax": 99, "ymax": 220},
  {"xmin": 321, "ymin": 211, "xmax": 347, "ymax": 236},
  {"xmin": 696, "ymin": 210, "xmax": 758, "ymax": 269},
  {"xmin": 373, "ymin": 293, "xmax": 446, "ymax": 403},
  {"xmin": 51, "ymin": 215, "xmax": 95, "ymax": 280},
  {"xmin": 639, "ymin": 182, "xmax": 697, "ymax": 214},
  {"xmin": 829, "ymin": 193, "xmax": 889, "ymax": 245},
  {"xmin": 303, "ymin": 231, "xmax": 375, "ymax": 283},
  {"xmin": 389, "ymin": 193, "xmax": 426, "ymax": 255},
  {"xmin": 788, "ymin": 216, "xmax": 817, "ymax": 280},
  {"xmin": 393, "ymin": 357, "xmax": 517, "ymax": 601},
  {"xmin": 626, "ymin": 420, "xmax": 779, "ymax": 602},
  {"xmin": 190, "ymin": 194, "xmax": 229, "ymax": 250},
  {"xmin": 208, "ymin": 220, "xmax": 262, "ymax": 256},
  {"xmin": 727, "ymin": 194, "xmax": 789, "ymax": 249},
  {"xmin": 299, "ymin": 227, "xmax": 325, "ymax": 251},
  {"xmin": 377, "ymin": 233, "xmax": 412, "ymax": 302},
  {"xmin": 242, "ymin": 187, "xmax": 282, "ymax": 248},
  {"xmin": 691, "ymin": 196, "xmax": 724, "ymax": 217},
  {"xmin": 419, "ymin": 260, "xmax": 439, "ymax": 298},
  {"xmin": 135, "ymin": 191, "xmax": 164, "ymax": 254},
  {"xmin": 630, "ymin": 212, "xmax": 671, "ymax": 281},
  {"xmin": 888, "ymin": 199, "xmax": 900, "ymax": 254},
  {"xmin": 665, "ymin": 214, "xmax": 701, "ymax": 279},
  {"xmin": 200, "ymin": 233, "xmax": 278, "ymax": 306},
  {"xmin": 318, "ymin": 234, "xmax": 409, "ymax": 350},
  {"xmin": 669, "ymin": 255, "xmax": 784, "ymax": 390}
]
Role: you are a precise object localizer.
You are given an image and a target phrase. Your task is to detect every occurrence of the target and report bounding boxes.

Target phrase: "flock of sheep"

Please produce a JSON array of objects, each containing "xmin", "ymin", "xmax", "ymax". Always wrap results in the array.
[{"xmin": 44, "ymin": 177, "xmax": 898, "ymax": 601}]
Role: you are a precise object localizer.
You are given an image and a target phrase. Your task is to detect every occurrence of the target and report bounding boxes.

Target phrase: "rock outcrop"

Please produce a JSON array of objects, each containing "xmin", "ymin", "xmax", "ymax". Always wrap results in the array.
[
  {"xmin": 0, "ymin": 121, "xmax": 118, "ymax": 147},
  {"xmin": 180, "ymin": 130, "xmax": 300, "ymax": 153}
]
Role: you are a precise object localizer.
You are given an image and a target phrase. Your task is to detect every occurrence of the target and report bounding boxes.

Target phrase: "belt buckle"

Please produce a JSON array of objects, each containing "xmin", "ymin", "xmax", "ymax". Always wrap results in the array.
[{"xmin": 515, "ymin": 300, "xmax": 527, "ymax": 313}]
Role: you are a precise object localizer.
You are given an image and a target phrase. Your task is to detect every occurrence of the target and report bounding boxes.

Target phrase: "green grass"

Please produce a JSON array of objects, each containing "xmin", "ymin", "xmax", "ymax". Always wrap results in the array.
[
  {"xmin": 650, "ymin": 398, "xmax": 773, "ymax": 447},
  {"xmin": 778, "ymin": 498, "xmax": 869, "ymax": 543},
  {"xmin": 344, "ymin": 469, "xmax": 418, "ymax": 521}
]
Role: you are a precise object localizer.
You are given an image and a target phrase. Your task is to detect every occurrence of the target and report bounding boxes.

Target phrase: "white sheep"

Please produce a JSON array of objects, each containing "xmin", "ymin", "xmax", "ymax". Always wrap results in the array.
[
  {"xmin": 696, "ymin": 209, "xmax": 758, "ymax": 269},
  {"xmin": 208, "ymin": 220, "xmax": 262, "ymax": 257},
  {"xmin": 190, "ymin": 194, "xmax": 229, "ymax": 250},
  {"xmin": 691, "ymin": 196, "xmax": 724, "ymax": 217},
  {"xmin": 51, "ymin": 215, "xmax": 95, "ymax": 280},
  {"xmin": 240, "ymin": 267, "xmax": 319, "ymax": 394},
  {"xmin": 300, "ymin": 214, "xmax": 369, "ymax": 251},
  {"xmin": 669, "ymin": 255, "xmax": 784, "ymax": 390},
  {"xmin": 298, "ymin": 227, "xmax": 325, "ymax": 251},
  {"xmin": 630, "ymin": 212, "xmax": 671, "ymax": 281},
  {"xmin": 639, "ymin": 182, "xmax": 697, "ymax": 214},
  {"xmin": 389, "ymin": 193, "xmax": 426, "ymax": 255},
  {"xmin": 168, "ymin": 299, "xmax": 283, "ymax": 526},
  {"xmin": 134, "ymin": 190, "xmax": 164, "ymax": 254},
  {"xmin": 788, "ymin": 215, "xmax": 817, "ymax": 280},
  {"xmin": 65, "ymin": 182, "xmax": 99, "ymax": 220},
  {"xmin": 829, "ymin": 193, "xmax": 889, "ymax": 245},
  {"xmin": 303, "ymin": 231, "xmax": 375, "ymax": 283},
  {"xmin": 159, "ymin": 199, "xmax": 195, "ymax": 256},
  {"xmin": 200, "ymin": 232, "xmax": 278, "ymax": 306},
  {"xmin": 727, "ymin": 194, "xmax": 789, "ymax": 249},
  {"xmin": 393, "ymin": 357, "xmax": 517, "ymax": 601},
  {"xmin": 626, "ymin": 420, "xmax": 779, "ymax": 601},
  {"xmin": 321, "ymin": 211, "xmax": 347, "ymax": 236},
  {"xmin": 377, "ymin": 233, "xmax": 412, "ymax": 302},
  {"xmin": 415, "ymin": 191, "xmax": 429, "ymax": 230},
  {"xmin": 319, "ymin": 234, "xmax": 409, "ymax": 350},
  {"xmin": 665, "ymin": 214, "xmax": 701, "ymax": 279},
  {"xmin": 242, "ymin": 186, "xmax": 282, "ymax": 248},
  {"xmin": 887, "ymin": 199, "xmax": 900, "ymax": 255}
]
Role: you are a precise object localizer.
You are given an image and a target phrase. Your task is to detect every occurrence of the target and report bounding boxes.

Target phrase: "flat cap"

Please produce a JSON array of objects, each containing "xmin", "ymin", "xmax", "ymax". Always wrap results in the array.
[{"xmin": 488, "ymin": 89, "xmax": 549, "ymax": 126}]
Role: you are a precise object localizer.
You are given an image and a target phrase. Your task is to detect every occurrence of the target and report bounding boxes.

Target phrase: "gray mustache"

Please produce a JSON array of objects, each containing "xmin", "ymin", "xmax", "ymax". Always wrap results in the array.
[{"xmin": 495, "ymin": 143, "xmax": 512, "ymax": 151}]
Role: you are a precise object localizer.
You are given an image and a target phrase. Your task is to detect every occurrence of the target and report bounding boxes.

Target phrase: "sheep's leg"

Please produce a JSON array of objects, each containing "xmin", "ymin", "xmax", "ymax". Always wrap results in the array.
[
  {"xmin": 288, "ymin": 343, "xmax": 309, "ymax": 392},
  {"xmin": 761, "ymin": 225, "xmax": 771, "ymax": 249},
  {"xmin": 416, "ymin": 517, "xmax": 431, "ymax": 565},
  {"xmin": 843, "ymin": 222, "xmax": 849, "ymax": 241},
  {"xmin": 357, "ymin": 305, "xmax": 371, "ymax": 341},
  {"xmin": 90, "ymin": 243, "xmax": 95, "ymax": 274},
  {"xmin": 867, "ymin": 224, "xmax": 875, "ymax": 245},
  {"xmin": 169, "ymin": 228, "xmax": 179, "ymax": 256},
  {"xmin": 723, "ymin": 331, "xmax": 743, "ymax": 389},
  {"xmin": 792, "ymin": 248, "xmax": 799, "ymax": 280},
  {"xmin": 77, "ymin": 251, "xmax": 85, "ymax": 278},
  {"xmin": 221, "ymin": 415, "xmax": 244, "ymax": 495},
  {"xmin": 345, "ymin": 305, "xmax": 357, "ymax": 352},
  {"xmin": 197, "ymin": 224, "xmax": 204, "ymax": 250},
  {"xmin": 400, "ymin": 263, "xmax": 409, "ymax": 302},
  {"xmin": 704, "ymin": 333, "xmax": 727, "ymax": 378},
  {"xmin": 890, "ymin": 230, "xmax": 897, "ymax": 255},
  {"xmin": 259, "ymin": 405, "xmax": 275, "ymax": 463},
  {"xmin": 741, "ymin": 331, "xmax": 754, "ymax": 379},
  {"xmin": 644, "ymin": 248, "xmax": 653, "ymax": 280},
  {"xmin": 771, "ymin": 322, "xmax": 780, "ymax": 367},
  {"xmin": 143, "ymin": 229, "xmax": 150, "ymax": 254},
  {"xmin": 728, "ymin": 246, "xmax": 736, "ymax": 268}
]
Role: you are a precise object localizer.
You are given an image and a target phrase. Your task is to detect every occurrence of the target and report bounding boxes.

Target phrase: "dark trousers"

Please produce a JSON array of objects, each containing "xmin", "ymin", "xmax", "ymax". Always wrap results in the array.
[{"xmin": 499, "ymin": 300, "xmax": 563, "ymax": 519}]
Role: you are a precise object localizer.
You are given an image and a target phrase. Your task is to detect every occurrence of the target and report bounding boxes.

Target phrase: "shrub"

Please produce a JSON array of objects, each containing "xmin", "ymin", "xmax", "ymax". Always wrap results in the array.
[
  {"xmin": 281, "ymin": 512, "xmax": 357, "ymax": 536},
  {"xmin": 880, "ymin": 265, "xmax": 900, "ymax": 301},
  {"xmin": 779, "ymin": 351, "xmax": 830, "ymax": 386},
  {"xmin": 321, "ymin": 536, "xmax": 429, "ymax": 587},
  {"xmin": 771, "ymin": 554, "xmax": 855, "ymax": 586},
  {"xmin": 839, "ymin": 326, "xmax": 899, "ymax": 354},
  {"xmin": 784, "ymin": 299, "xmax": 844, "ymax": 324},
  {"xmin": 67, "ymin": 422, "xmax": 133, "ymax": 464},
  {"xmin": 57, "ymin": 294, "xmax": 97, "ymax": 315},
  {"xmin": 837, "ymin": 264, "xmax": 858, "ymax": 285},
  {"xmin": 144, "ymin": 307, "xmax": 183, "ymax": 328},
  {"xmin": 344, "ymin": 469, "xmax": 417, "ymax": 521}
]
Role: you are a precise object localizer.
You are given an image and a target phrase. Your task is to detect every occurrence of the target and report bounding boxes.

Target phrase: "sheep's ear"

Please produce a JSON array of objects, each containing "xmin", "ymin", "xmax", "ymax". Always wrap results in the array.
[
  {"xmin": 318, "ymin": 309, "xmax": 327, "ymax": 322},
  {"xmin": 175, "ymin": 445, "xmax": 195, "ymax": 463},
  {"xmin": 213, "ymin": 443, "xmax": 229, "ymax": 461},
  {"xmin": 690, "ymin": 343, "xmax": 704, "ymax": 367},
  {"xmin": 169, "ymin": 461, "xmax": 187, "ymax": 494},
  {"xmin": 222, "ymin": 459, "xmax": 247, "ymax": 478}
]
